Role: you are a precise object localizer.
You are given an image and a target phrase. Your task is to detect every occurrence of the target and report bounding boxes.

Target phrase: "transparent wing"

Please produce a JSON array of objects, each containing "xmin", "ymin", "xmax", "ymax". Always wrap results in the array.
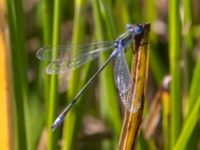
[
  {"xmin": 114, "ymin": 50, "xmax": 141, "ymax": 112},
  {"xmin": 36, "ymin": 41, "xmax": 114, "ymax": 61},
  {"xmin": 43, "ymin": 42, "xmax": 114, "ymax": 74}
]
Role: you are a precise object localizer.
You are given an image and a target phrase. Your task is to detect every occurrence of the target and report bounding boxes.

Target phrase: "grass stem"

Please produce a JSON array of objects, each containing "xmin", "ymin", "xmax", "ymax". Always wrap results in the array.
[
  {"xmin": 169, "ymin": 0, "xmax": 182, "ymax": 147},
  {"xmin": 47, "ymin": 0, "xmax": 61, "ymax": 149}
]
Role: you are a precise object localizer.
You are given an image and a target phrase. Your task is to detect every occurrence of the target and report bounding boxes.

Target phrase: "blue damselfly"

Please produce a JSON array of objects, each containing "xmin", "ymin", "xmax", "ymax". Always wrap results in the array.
[{"xmin": 37, "ymin": 24, "xmax": 143, "ymax": 130}]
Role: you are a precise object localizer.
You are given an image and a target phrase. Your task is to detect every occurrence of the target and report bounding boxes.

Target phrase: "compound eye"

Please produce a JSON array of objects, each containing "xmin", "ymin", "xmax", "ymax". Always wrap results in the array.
[{"xmin": 135, "ymin": 25, "xmax": 142, "ymax": 34}]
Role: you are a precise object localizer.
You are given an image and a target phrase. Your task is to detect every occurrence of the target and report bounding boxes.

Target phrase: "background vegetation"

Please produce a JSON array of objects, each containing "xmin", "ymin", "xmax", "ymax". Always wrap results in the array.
[{"xmin": 1, "ymin": 0, "xmax": 200, "ymax": 149}]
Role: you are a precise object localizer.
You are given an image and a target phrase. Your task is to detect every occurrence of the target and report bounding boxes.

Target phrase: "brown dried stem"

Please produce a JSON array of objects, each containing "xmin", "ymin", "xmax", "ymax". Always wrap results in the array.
[{"xmin": 118, "ymin": 23, "xmax": 150, "ymax": 150}]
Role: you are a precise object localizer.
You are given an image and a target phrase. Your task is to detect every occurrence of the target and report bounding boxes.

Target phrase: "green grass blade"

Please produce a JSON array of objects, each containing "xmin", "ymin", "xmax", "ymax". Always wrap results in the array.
[
  {"xmin": 117, "ymin": 0, "xmax": 130, "ymax": 26},
  {"xmin": 34, "ymin": 1, "xmax": 53, "ymax": 149},
  {"xmin": 183, "ymin": 0, "xmax": 195, "ymax": 81},
  {"xmin": 128, "ymin": 1, "xmax": 141, "ymax": 22},
  {"xmin": 41, "ymin": 0, "xmax": 53, "ymax": 45},
  {"xmin": 137, "ymin": 132, "xmax": 150, "ymax": 150},
  {"xmin": 40, "ymin": 0, "xmax": 53, "ymax": 126},
  {"xmin": 143, "ymin": 0, "xmax": 156, "ymax": 22},
  {"xmin": 47, "ymin": 0, "xmax": 61, "ymax": 149},
  {"xmin": 185, "ymin": 54, "xmax": 200, "ymax": 149},
  {"xmin": 100, "ymin": 0, "xmax": 116, "ymax": 37},
  {"xmin": 62, "ymin": 0, "xmax": 87, "ymax": 149},
  {"xmin": 169, "ymin": 0, "xmax": 182, "ymax": 148},
  {"xmin": 101, "ymin": 0, "xmax": 122, "ymax": 136},
  {"xmin": 93, "ymin": 1, "xmax": 121, "ymax": 149},
  {"xmin": 7, "ymin": 0, "xmax": 29, "ymax": 149},
  {"xmin": 173, "ymin": 96, "xmax": 200, "ymax": 150},
  {"xmin": 93, "ymin": 1, "xmax": 121, "ymax": 143},
  {"xmin": 187, "ymin": 46, "xmax": 200, "ymax": 115}
]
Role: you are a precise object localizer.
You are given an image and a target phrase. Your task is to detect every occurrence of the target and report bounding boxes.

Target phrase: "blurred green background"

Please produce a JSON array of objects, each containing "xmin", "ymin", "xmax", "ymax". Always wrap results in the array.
[{"xmin": 2, "ymin": 0, "xmax": 200, "ymax": 149}]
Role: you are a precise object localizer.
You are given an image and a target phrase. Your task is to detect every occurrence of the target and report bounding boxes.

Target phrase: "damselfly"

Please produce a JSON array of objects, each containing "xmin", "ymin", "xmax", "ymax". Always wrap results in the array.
[{"xmin": 36, "ymin": 24, "xmax": 143, "ymax": 131}]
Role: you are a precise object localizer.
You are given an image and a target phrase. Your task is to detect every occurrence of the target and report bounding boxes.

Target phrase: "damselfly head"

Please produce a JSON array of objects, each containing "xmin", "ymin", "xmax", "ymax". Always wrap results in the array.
[{"xmin": 126, "ymin": 24, "xmax": 143, "ymax": 36}]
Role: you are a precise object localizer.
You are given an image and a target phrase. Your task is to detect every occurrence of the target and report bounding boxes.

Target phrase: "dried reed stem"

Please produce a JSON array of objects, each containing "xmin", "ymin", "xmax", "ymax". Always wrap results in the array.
[{"xmin": 118, "ymin": 23, "xmax": 150, "ymax": 150}]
